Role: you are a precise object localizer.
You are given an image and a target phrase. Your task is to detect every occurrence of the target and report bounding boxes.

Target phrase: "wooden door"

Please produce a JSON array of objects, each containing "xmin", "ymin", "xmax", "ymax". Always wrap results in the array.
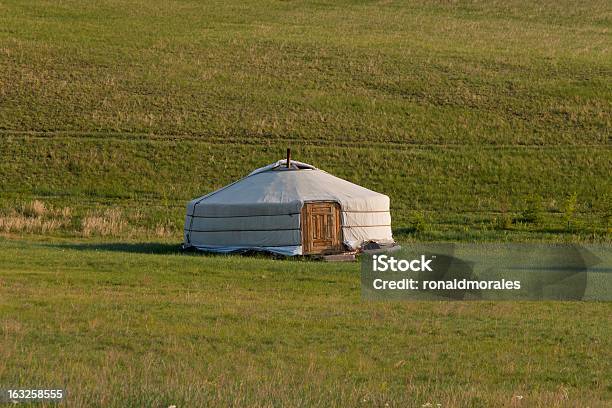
[{"xmin": 301, "ymin": 202, "xmax": 342, "ymax": 254}]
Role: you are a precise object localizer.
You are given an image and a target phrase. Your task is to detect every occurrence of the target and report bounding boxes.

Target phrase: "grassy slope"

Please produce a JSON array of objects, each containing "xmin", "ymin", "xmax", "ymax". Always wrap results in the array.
[
  {"xmin": 0, "ymin": 0, "xmax": 611, "ymax": 241},
  {"xmin": 0, "ymin": 239, "xmax": 610, "ymax": 407},
  {"xmin": 0, "ymin": 1, "xmax": 610, "ymax": 144}
]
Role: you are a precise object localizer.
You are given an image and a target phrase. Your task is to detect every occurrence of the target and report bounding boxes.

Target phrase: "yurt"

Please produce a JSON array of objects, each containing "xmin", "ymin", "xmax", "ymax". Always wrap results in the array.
[{"xmin": 183, "ymin": 154, "xmax": 394, "ymax": 256}]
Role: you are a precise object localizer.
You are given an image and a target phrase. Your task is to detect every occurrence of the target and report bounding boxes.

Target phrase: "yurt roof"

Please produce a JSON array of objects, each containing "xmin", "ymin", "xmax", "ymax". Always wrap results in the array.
[{"xmin": 189, "ymin": 159, "xmax": 389, "ymax": 215}]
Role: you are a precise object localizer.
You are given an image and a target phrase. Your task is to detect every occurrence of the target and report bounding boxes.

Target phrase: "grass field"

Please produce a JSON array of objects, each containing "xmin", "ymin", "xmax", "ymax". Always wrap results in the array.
[
  {"xmin": 0, "ymin": 0, "xmax": 611, "ymax": 406},
  {"xmin": 1, "ymin": 238, "xmax": 610, "ymax": 407}
]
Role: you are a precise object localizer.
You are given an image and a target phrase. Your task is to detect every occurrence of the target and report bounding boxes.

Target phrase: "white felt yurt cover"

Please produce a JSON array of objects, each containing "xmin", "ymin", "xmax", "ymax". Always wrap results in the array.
[{"xmin": 184, "ymin": 159, "xmax": 393, "ymax": 255}]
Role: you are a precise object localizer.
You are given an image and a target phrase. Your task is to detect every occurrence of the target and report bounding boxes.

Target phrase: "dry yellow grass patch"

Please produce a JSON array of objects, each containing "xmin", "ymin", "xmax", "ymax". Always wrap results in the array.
[
  {"xmin": 20, "ymin": 199, "xmax": 47, "ymax": 217},
  {"xmin": 0, "ymin": 200, "xmax": 72, "ymax": 234},
  {"xmin": 81, "ymin": 208, "xmax": 126, "ymax": 237},
  {"xmin": 0, "ymin": 214, "xmax": 65, "ymax": 234},
  {"xmin": 0, "ymin": 201, "xmax": 176, "ymax": 238},
  {"xmin": 55, "ymin": 206, "xmax": 72, "ymax": 218},
  {"xmin": 154, "ymin": 223, "xmax": 174, "ymax": 237},
  {"xmin": 1, "ymin": 318, "xmax": 24, "ymax": 336}
]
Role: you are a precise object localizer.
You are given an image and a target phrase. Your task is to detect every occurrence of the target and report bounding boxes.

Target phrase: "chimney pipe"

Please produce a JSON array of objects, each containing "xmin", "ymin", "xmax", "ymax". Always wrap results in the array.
[{"xmin": 286, "ymin": 148, "xmax": 291, "ymax": 168}]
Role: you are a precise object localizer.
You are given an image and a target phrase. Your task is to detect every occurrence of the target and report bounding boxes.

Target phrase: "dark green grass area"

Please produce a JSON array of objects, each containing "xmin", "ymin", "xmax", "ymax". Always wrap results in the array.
[
  {"xmin": 1, "ymin": 135, "xmax": 610, "ymax": 241},
  {"xmin": 0, "ymin": 239, "xmax": 610, "ymax": 406}
]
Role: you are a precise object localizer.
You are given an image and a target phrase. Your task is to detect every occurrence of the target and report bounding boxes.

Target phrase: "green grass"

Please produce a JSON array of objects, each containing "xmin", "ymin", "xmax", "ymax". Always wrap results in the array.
[
  {"xmin": 1, "ymin": 1, "xmax": 610, "ymax": 145},
  {"xmin": 0, "ymin": 238, "xmax": 610, "ymax": 407},
  {"xmin": 1, "ymin": 135, "xmax": 610, "ymax": 242}
]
